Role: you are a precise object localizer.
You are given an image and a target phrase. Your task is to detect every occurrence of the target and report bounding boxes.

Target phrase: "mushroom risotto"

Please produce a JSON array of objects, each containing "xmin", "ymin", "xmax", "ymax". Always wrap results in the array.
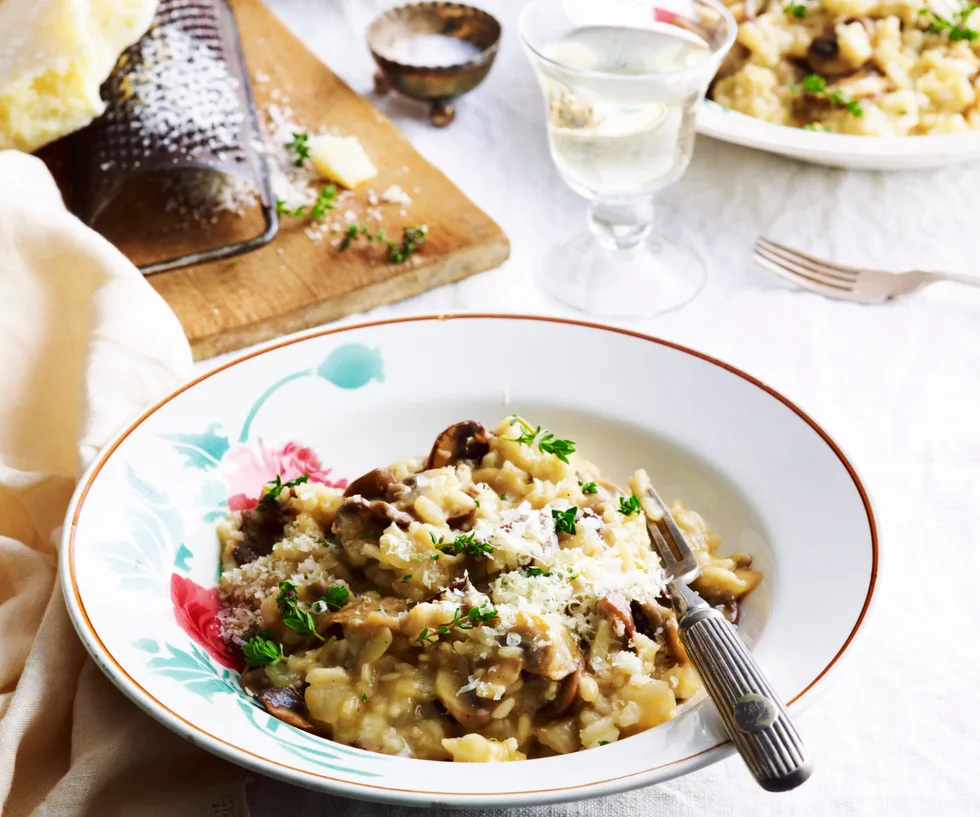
[
  {"xmin": 217, "ymin": 418, "xmax": 762, "ymax": 761},
  {"xmin": 710, "ymin": 0, "xmax": 980, "ymax": 134}
]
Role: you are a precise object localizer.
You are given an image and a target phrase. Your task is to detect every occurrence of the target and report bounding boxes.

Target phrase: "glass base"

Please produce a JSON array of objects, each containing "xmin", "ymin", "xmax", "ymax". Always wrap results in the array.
[{"xmin": 535, "ymin": 231, "xmax": 707, "ymax": 319}]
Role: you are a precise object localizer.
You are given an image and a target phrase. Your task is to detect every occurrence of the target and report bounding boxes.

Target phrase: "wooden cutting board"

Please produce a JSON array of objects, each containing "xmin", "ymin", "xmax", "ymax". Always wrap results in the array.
[{"xmin": 51, "ymin": 0, "xmax": 509, "ymax": 361}]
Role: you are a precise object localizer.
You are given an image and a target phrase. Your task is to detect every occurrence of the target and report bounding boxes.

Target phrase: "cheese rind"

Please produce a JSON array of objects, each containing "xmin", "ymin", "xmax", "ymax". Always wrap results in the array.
[
  {"xmin": 0, "ymin": 0, "xmax": 158, "ymax": 153},
  {"xmin": 308, "ymin": 133, "xmax": 378, "ymax": 189}
]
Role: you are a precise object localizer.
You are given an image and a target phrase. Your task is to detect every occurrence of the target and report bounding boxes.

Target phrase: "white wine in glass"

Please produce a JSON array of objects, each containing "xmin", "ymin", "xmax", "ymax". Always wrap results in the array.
[{"xmin": 521, "ymin": 0, "xmax": 736, "ymax": 318}]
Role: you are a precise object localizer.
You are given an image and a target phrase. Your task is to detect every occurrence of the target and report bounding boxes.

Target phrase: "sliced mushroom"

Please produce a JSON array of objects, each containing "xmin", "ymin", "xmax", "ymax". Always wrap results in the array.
[
  {"xmin": 434, "ymin": 668, "xmax": 492, "ymax": 729},
  {"xmin": 426, "ymin": 421, "xmax": 490, "ymax": 469},
  {"xmin": 324, "ymin": 596, "xmax": 408, "ymax": 633},
  {"xmin": 510, "ymin": 612, "xmax": 582, "ymax": 681},
  {"xmin": 344, "ymin": 468, "xmax": 395, "ymax": 499},
  {"xmin": 235, "ymin": 503, "xmax": 288, "ymax": 566},
  {"xmin": 632, "ymin": 599, "xmax": 689, "ymax": 662},
  {"xmin": 257, "ymin": 685, "xmax": 314, "ymax": 731},
  {"xmin": 598, "ymin": 593, "xmax": 636, "ymax": 642},
  {"xmin": 806, "ymin": 36, "xmax": 852, "ymax": 77},
  {"xmin": 334, "ymin": 496, "xmax": 413, "ymax": 538},
  {"xmin": 540, "ymin": 668, "xmax": 582, "ymax": 718},
  {"xmin": 806, "ymin": 20, "xmax": 874, "ymax": 78}
]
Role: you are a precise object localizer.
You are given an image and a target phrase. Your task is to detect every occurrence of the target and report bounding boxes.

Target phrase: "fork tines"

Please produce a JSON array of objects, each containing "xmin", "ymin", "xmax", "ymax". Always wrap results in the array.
[{"xmin": 753, "ymin": 237, "xmax": 859, "ymax": 293}]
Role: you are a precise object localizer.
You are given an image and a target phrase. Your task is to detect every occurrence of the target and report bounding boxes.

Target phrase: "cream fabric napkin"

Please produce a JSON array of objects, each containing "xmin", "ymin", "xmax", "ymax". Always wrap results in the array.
[{"xmin": 0, "ymin": 151, "xmax": 248, "ymax": 817}]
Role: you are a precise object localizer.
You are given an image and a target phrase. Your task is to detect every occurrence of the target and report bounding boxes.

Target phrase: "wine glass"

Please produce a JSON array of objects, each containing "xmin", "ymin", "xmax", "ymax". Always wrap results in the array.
[{"xmin": 520, "ymin": 0, "xmax": 736, "ymax": 318}]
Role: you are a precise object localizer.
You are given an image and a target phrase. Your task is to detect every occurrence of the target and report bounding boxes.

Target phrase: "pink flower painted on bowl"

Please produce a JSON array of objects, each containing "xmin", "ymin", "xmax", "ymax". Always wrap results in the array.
[
  {"xmin": 223, "ymin": 439, "xmax": 347, "ymax": 511},
  {"xmin": 171, "ymin": 574, "xmax": 241, "ymax": 671}
]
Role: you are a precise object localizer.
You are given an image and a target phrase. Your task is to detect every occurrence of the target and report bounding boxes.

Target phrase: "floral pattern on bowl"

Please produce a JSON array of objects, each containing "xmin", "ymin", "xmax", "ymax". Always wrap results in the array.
[{"xmin": 61, "ymin": 317, "xmax": 877, "ymax": 807}]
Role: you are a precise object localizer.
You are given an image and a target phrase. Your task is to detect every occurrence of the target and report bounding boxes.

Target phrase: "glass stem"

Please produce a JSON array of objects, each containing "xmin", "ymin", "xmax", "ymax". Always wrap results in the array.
[{"xmin": 588, "ymin": 198, "xmax": 655, "ymax": 252}]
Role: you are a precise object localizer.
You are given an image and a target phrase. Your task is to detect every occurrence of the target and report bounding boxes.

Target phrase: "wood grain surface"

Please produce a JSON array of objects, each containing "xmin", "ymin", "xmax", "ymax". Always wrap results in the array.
[{"xmin": 52, "ymin": 0, "xmax": 510, "ymax": 361}]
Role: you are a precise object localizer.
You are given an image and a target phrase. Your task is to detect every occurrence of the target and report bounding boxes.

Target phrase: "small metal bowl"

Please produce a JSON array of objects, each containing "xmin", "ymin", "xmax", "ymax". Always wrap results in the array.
[{"xmin": 367, "ymin": 2, "xmax": 501, "ymax": 127}]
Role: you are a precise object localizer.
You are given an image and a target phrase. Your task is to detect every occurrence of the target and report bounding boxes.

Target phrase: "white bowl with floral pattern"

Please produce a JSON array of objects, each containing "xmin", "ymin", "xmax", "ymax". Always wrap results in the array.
[{"xmin": 61, "ymin": 315, "xmax": 878, "ymax": 808}]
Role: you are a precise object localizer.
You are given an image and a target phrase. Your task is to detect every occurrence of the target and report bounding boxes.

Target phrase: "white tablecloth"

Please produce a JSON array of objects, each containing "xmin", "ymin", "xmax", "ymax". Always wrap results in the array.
[{"xmin": 232, "ymin": 1, "xmax": 980, "ymax": 813}]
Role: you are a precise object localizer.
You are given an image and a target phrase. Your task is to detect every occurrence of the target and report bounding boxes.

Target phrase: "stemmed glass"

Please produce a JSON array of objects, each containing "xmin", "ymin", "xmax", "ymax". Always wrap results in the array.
[{"xmin": 520, "ymin": 0, "xmax": 736, "ymax": 318}]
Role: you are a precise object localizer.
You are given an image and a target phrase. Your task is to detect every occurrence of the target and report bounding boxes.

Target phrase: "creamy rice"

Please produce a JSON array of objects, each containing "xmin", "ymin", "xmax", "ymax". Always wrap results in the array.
[
  {"xmin": 710, "ymin": 0, "xmax": 980, "ymax": 134},
  {"xmin": 217, "ymin": 418, "xmax": 762, "ymax": 761}
]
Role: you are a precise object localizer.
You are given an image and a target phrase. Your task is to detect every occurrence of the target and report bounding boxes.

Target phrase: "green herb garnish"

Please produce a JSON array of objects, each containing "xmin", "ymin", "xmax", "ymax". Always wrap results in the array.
[
  {"xmin": 288, "ymin": 131, "xmax": 310, "ymax": 166},
  {"xmin": 311, "ymin": 185, "xmax": 337, "ymax": 218},
  {"xmin": 922, "ymin": 3, "xmax": 979, "ymax": 40},
  {"xmin": 339, "ymin": 223, "xmax": 427, "ymax": 263},
  {"xmin": 437, "ymin": 532, "xmax": 493, "ymax": 558},
  {"xmin": 597, "ymin": 740, "xmax": 610, "ymax": 746},
  {"xmin": 436, "ymin": 604, "xmax": 498, "ymax": 636},
  {"xmin": 261, "ymin": 473, "xmax": 309, "ymax": 508},
  {"xmin": 579, "ymin": 480, "xmax": 598, "ymax": 495},
  {"xmin": 618, "ymin": 494, "xmax": 641, "ymax": 516},
  {"xmin": 526, "ymin": 566, "xmax": 552, "ymax": 577},
  {"xmin": 361, "ymin": 693, "xmax": 368, "ymax": 703},
  {"xmin": 508, "ymin": 416, "xmax": 577, "ymax": 463},
  {"xmin": 387, "ymin": 225, "xmax": 428, "ymax": 263},
  {"xmin": 311, "ymin": 585, "xmax": 349, "ymax": 614},
  {"xmin": 402, "ymin": 574, "xmax": 412, "ymax": 583},
  {"xmin": 277, "ymin": 580, "xmax": 324, "ymax": 641},
  {"xmin": 275, "ymin": 198, "xmax": 306, "ymax": 217},
  {"xmin": 416, "ymin": 625, "xmax": 436, "ymax": 646},
  {"xmin": 784, "ymin": 1, "xmax": 808, "ymax": 16},
  {"xmin": 796, "ymin": 73, "xmax": 863, "ymax": 117},
  {"xmin": 552, "ymin": 506, "xmax": 578, "ymax": 535},
  {"xmin": 242, "ymin": 630, "xmax": 286, "ymax": 667}
]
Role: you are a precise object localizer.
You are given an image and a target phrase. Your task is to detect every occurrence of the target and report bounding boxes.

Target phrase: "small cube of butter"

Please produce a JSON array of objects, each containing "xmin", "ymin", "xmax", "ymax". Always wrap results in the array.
[{"xmin": 308, "ymin": 133, "xmax": 377, "ymax": 188}]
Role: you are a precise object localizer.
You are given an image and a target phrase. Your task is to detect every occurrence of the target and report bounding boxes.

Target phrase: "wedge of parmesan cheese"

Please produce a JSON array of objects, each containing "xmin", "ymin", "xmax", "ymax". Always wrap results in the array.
[
  {"xmin": 0, "ymin": 0, "xmax": 158, "ymax": 153},
  {"xmin": 308, "ymin": 133, "xmax": 378, "ymax": 189}
]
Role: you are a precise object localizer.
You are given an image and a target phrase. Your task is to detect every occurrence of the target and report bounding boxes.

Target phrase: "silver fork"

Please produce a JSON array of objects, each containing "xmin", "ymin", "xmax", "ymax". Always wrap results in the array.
[
  {"xmin": 634, "ymin": 471, "xmax": 812, "ymax": 792},
  {"xmin": 754, "ymin": 236, "xmax": 980, "ymax": 303}
]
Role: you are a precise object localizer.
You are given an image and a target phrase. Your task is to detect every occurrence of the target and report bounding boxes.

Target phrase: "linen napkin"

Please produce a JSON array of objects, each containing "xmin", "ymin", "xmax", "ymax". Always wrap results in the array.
[{"xmin": 0, "ymin": 150, "xmax": 248, "ymax": 817}]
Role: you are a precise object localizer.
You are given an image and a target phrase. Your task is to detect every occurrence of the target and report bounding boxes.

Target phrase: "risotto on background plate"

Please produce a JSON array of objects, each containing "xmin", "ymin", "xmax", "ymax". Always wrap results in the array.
[{"xmin": 710, "ymin": 0, "xmax": 980, "ymax": 135}]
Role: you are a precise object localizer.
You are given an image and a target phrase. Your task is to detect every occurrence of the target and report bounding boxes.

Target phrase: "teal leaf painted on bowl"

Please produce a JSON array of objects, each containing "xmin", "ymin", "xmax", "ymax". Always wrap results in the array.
[
  {"xmin": 236, "ymin": 698, "xmax": 385, "ymax": 775},
  {"xmin": 100, "ymin": 466, "xmax": 184, "ymax": 594},
  {"xmin": 144, "ymin": 641, "xmax": 240, "ymax": 700},
  {"xmin": 162, "ymin": 424, "xmax": 230, "ymax": 469},
  {"xmin": 316, "ymin": 344, "xmax": 384, "ymax": 389},
  {"xmin": 174, "ymin": 544, "xmax": 193, "ymax": 572}
]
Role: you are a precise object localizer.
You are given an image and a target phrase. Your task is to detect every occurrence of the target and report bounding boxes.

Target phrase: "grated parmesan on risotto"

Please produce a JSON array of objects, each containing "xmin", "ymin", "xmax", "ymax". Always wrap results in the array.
[
  {"xmin": 710, "ymin": 0, "xmax": 980, "ymax": 135},
  {"xmin": 216, "ymin": 418, "xmax": 762, "ymax": 761}
]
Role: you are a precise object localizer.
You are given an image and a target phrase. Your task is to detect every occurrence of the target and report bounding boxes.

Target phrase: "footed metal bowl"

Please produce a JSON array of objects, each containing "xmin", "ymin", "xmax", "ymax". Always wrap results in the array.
[{"xmin": 367, "ymin": 2, "xmax": 501, "ymax": 127}]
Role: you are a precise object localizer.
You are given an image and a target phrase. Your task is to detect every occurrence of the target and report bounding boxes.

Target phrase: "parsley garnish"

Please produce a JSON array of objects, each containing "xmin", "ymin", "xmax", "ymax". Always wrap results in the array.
[
  {"xmin": 288, "ymin": 131, "xmax": 310, "ymax": 166},
  {"xmin": 921, "ymin": 3, "xmax": 979, "ymax": 40},
  {"xmin": 388, "ymin": 225, "xmax": 428, "ymax": 263},
  {"xmin": 436, "ymin": 604, "xmax": 499, "ymax": 636},
  {"xmin": 402, "ymin": 574, "xmax": 412, "ymax": 583},
  {"xmin": 526, "ymin": 566, "xmax": 552, "ymax": 577},
  {"xmin": 275, "ymin": 198, "xmax": 306, "ymax": 217},
  {"xmin": 242, "ymin": 630, "xmax": 286, "ymax": 667},
  {"xmin": 508, "ymin": 416, "xmax": 577, "ymax": 463},
  {"xmin": 416, "ymin": 625, "xmax": 436, "ymax": 646},
  {"xmin": 467, "ymin": 603, "xmax": 498, "ymax": 626},
  {"xmin": 794, "ymin": 74, "xmax": 863, "ymax": 117},
  {"xmin": 277, "ymin": 580, "xmax": 324, "ymax": 641},
  {"xmin": 597, "ymin": 740, "xmax": 610, "ymax": 746},
  {"xmin": 361, "ymin": 693, "xmax": 368, "ymax": 703},
  {"xmin": 437, "ymin": 532, "xmax": 493, "ymax": 558},
  {"xmin": 311, "ymin": 185, "xmax": 337, "ymax": 218},
  {"xmin": 338, "ymin": 223, "xmax": 428, "ymax": 263},
  {"xmin": 310, "ymin": 585, "xmax": 349, "ymax": 614},
  {"xmin": 261, "ymin": 473, "xmax": 308, "ymax": 508},
  {"xmin": 618, "ymin": 494, "xmax": 641, "ymax": 516},
  {"xmin": 579, "ymin": 480, "xmax": 598, "ymax": 495},
  {"xmin": 784, "ymin": 1, "xmax": 807, "ymax": 16},
  {"xmin": 552, "ymin": 507, "xmax": 578, "ymax": 535}
]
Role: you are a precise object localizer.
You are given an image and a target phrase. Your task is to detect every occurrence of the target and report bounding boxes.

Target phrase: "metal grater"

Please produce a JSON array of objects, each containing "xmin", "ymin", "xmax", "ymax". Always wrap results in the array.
[{"xmin": 77, "ymin": 0, "xmax": 277, "ymax": 275}]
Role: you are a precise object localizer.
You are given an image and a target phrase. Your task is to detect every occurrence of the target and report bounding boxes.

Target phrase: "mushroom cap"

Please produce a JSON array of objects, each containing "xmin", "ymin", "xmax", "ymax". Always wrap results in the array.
[{"xmin": 426, "ymin": 421, "xmax": 491, "ymax": 469}]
